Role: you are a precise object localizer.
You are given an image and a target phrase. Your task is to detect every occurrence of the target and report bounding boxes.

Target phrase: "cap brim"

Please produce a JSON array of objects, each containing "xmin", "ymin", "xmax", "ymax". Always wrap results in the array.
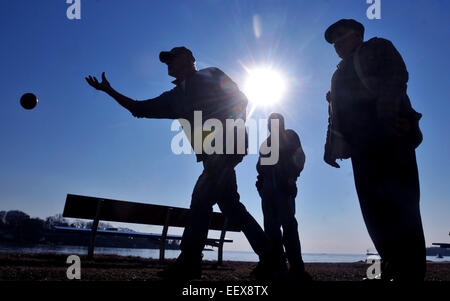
[{"xmin": 159, "ymin": 51, "xmax": 174, "ymax": 64}]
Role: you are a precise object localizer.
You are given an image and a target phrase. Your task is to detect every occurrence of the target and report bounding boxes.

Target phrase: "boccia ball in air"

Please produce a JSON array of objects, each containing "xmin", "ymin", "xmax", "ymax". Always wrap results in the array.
[{"xmin": 20, "ymin": 93, "xmax": 38, "ymax": 110}]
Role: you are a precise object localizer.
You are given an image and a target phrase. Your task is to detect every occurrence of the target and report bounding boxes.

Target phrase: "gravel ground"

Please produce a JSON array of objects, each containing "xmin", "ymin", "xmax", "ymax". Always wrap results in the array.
[{"xmin": 0, "ymin": 252, "xmax": 448, "ymax": 281}]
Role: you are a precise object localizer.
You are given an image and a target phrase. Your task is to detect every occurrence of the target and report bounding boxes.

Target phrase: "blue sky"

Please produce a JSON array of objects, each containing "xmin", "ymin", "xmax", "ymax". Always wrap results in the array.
[{"xmin": 1, "ymin": 0, "xmax": 449, "ymax": 253}]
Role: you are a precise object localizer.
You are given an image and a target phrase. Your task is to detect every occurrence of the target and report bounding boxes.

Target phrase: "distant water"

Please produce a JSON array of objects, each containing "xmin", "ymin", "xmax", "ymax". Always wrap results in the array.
[{"xmin": 0, "ymin": 243, "xmax": 448, "ymax": 263}]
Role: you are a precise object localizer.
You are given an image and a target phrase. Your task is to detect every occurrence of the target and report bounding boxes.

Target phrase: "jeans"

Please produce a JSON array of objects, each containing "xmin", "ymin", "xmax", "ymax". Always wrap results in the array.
[
  {"xmin": 179, "ymin": 157, "xmax": 271, "ymax": 263},
  {"xmin": 260, "ymin": 174, "xmax": 304, "ymax": 269},
  {"xmin": 351, "ymin": 143, "xmax": 426, "ymax": 280}
]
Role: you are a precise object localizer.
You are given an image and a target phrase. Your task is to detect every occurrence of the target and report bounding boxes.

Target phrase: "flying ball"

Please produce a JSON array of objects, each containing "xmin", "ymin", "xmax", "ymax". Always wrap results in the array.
[{"xmin": 20, "ymin": 93, "xmax": 39, "ymax": 110}]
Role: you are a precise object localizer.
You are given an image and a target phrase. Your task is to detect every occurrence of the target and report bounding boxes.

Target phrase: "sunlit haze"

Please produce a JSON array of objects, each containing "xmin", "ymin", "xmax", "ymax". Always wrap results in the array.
[{"xmin": 243, "ymin": 68, "xmax": 286, "ymax": 106}]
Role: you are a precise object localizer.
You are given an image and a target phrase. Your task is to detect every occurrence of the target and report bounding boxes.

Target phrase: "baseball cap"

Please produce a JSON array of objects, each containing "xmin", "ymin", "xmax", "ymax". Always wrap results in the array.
[
  {"xmin": 159, "ymin": 47, "xmax": 196, "ymax": 64},
  {"xmin": 325, "ymin": 19, "xmax": 365, "ymax": 44}
]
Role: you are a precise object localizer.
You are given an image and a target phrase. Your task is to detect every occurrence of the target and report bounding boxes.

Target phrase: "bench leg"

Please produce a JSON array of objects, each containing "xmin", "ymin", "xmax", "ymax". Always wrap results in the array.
[
  {"xmin": 88, "ymin": 199, "xmax": 103, "ymax": 259},
  {"xmin": 217, "ymin": 218, "xmax": 228, "ymax": 266},
  {"xmin": 159, "ymin": 208, "xmax": 172, "ymax": 264}
]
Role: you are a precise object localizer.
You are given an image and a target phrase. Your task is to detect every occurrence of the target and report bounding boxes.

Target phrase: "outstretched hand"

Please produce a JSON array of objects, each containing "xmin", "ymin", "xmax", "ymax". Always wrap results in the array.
[{"xmin": 85, "ymin": 72, "xmax": 111, "ymax": 92}]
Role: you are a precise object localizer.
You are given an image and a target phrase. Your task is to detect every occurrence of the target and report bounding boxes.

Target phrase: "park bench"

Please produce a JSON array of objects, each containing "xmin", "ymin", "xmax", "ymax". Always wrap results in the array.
[{"xmin": 59, "ymin": 194, "xmax": 241, "ymax": 265}]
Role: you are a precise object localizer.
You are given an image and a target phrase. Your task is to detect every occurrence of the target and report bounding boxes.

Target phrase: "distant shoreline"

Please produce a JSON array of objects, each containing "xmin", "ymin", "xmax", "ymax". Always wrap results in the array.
[{"xmin": 1, "ymin": 242, "xmax": 449, "ymax": 264}]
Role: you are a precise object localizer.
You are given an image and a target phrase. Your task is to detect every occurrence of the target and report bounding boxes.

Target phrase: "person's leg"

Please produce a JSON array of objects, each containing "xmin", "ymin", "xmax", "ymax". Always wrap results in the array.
[
  {"xmin": 178, "ymin": 169, "xmax": 216, "ymax": 263},
  {"xmin": 377, "ymin": 147, "xmax": 425, "ymax": 280},
  {"xmin": 351, "ymin": 146, "xmax": 425, "ymax": 281},
  {"xmin": 277, "ymin": 193, "xmax": 304, "ymax": 271},
  {"xmin": 216, "ymin": 168, "xmax": 273, "ymax": 260},
  {"xmin": 261, "ymin": 180, "xmax": 285, "ymax": 262},
  {"xmin": 351, "ymin": 152, "xmax": 387, "ymax": 260},
  {"xmin": 158, "ymin": 167, "xmax": 217, "ymax": 279}
]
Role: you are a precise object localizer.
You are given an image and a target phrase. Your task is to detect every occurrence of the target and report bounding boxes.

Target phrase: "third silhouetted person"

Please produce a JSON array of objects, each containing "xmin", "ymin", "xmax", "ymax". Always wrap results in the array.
[
  {"xmin": 323, "ymin": 19, "xmax": 425, "ymax": 281},
  {"xmin": 256, "ymin": 112, "xmax": 310, "ymax": 280}
]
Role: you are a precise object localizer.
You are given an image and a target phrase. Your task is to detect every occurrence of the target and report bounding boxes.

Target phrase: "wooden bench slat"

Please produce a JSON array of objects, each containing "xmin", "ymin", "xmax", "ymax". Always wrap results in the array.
[
  {"xmin": 53, "ymin": 226, "xmax": 233, "ymax": 243},
  {"xmin": 63, "ymin": 194, "xmax": 241, "ymax": 232}
]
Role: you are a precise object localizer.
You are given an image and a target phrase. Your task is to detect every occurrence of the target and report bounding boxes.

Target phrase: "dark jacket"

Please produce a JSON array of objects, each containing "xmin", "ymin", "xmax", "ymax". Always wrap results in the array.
[
  {"xmin": 128, "ymin": 67, "xmax": 249, "ymax": 163},
  {"xmin": 256, "ymin": 129, "xmax": 305, "ymax": 196},
  {"xmin": 325, "ymin": 37, "xmax": 421, "ymax": 157}
]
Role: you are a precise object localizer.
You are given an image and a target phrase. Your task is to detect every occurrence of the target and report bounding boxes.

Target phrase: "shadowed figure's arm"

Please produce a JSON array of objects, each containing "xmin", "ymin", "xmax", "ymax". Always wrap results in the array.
[
  {"xmin": 375, "ymin": 39, "xmax": 409, "ymax": 121},
  {"xmin": 364, "ymin": 39, "xmax": 411, "ymax": 138},
  {"xmin": 324, "ymin": 91, "xmax": 340, "ymax": 168},
  {"xmin": 85, "ymin": 72, "xmax": 180, "ymax": 119},
  {"xmin": 86, "ymin": 72, "xmax": 135, "ymax": 111},
  {"xmin": 290, "ymin": 130, "xmax": 305, "ymax": 177}
]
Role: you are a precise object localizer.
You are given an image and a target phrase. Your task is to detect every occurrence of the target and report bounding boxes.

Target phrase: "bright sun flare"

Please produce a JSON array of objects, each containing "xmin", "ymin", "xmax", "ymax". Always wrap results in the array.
[{"xmin": 243, "ymin": 68, "xmax": 286, "ymax": 106}]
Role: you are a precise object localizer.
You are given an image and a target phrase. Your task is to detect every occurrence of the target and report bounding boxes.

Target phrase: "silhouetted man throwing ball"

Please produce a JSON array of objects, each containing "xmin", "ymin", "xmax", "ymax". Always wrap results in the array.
[
  {"xmin": 323, "ymin": 19, "xmax": 425, "ymax": 281},
  {"xmin": 86, "ymin": 47, "xmax": 278, "ymax": 280}
]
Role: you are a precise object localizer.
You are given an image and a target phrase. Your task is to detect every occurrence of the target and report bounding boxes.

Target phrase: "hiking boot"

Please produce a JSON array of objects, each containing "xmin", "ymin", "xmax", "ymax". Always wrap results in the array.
[
  {"xmin": 287, "ymin": 266, "xmax": 312, "ymax": 282},
  {"xmin": 157, "ymin": 252, "xmax": 202, "ymax": 281},
  {"xmin": 157, "ymin": 261, "xmax": 201, "ymax": 281},
  {"xmin": 250, "ymin": 257, "xmax": 288, "ymax": 280}
]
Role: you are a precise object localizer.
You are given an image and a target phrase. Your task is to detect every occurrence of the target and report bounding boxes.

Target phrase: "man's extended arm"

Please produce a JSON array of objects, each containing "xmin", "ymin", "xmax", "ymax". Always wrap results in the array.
[
  {"xmin": 104, "ymin": 86, "xmax": 136, "ymax": 113},
  {"xmin": 85, "ymin": 72, "xmax": 180, "ymax": 119}
]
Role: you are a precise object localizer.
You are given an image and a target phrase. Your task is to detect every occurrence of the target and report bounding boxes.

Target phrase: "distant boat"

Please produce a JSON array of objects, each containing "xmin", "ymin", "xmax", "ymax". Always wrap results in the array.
[{"xmin": 366, "ymin": 249, "xmax": 378, "ymax": 256}]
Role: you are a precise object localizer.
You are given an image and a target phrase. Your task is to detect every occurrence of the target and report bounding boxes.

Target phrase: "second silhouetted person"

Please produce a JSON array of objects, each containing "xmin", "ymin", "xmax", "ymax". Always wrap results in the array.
[{"xmin": 256, "ymin": 113, "xmax": 310, "ymax": 280}]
